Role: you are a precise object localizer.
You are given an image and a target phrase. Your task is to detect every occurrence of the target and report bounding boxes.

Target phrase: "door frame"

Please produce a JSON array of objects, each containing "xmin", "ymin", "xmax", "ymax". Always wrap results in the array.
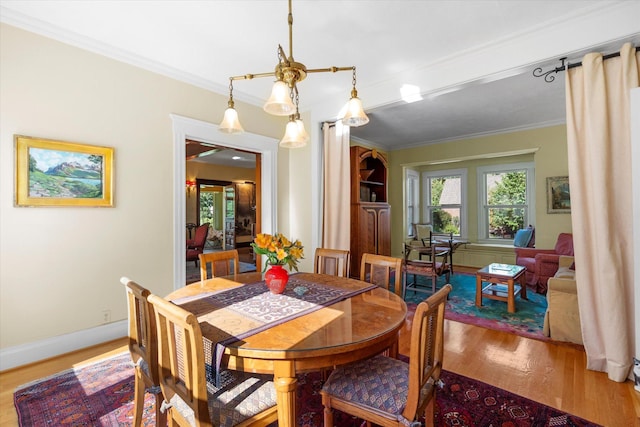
[{"xmin": 171, "ymin": 114, "xmax": 278, "ymax": 289}]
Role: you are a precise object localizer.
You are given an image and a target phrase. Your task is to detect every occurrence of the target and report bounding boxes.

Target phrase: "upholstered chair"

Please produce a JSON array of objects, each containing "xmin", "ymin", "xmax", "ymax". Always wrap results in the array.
[
  {"xmin": 186, "ymin": 223, "xmax": 209, "ymax": 267},
  {"xmin": 121, "ymin": 277, "xmax": 166, "ymax": 427},
  {"xmin": 543, "ymin": 256, "xmax": 583, "ymax": 344},
  {"xmin": 320, "ymin": 284, "xmax": 452, "ymax": 427},
  {"xmin": 199, "ymin": 249, "xmax": 239, "ymax": 281},
  {"xmin": 148, "ymin": 294, "xmax": 278, "ymax": 427},
  {"xmin": 515, "ymin": 233, "xmax": 573, "ymax": 294},
  {"xmin": 314, "ymin": 248, "xmax": 350, "ymax": 277}
]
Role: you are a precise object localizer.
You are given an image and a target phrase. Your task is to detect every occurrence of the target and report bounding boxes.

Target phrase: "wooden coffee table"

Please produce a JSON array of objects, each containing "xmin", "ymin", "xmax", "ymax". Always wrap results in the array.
[{"xmin": 475, "ymin": 263, "xmax": 527, "ymax": 313}]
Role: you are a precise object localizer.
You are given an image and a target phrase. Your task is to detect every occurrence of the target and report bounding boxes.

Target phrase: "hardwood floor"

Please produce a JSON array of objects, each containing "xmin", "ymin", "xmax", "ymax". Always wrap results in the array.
[{"xmin": 2, "ymin": 304, "xmax": 639, "ymax": 425}]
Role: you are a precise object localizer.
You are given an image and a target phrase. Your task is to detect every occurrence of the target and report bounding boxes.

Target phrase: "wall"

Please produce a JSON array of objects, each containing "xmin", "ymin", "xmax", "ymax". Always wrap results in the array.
[
  {"xmin": 0, "ymin": 24, "xmax": 289, "ymax": 361},
  {"xmin": 388, "ymin": 125, "xmax": 573, "ymax": 265}
]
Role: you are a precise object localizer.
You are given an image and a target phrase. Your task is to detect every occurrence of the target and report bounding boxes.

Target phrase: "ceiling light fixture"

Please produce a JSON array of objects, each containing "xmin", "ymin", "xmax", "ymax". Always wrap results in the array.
[{"xmin": 218, "ymin": 0, "xmax": 369, "ymax": 147}]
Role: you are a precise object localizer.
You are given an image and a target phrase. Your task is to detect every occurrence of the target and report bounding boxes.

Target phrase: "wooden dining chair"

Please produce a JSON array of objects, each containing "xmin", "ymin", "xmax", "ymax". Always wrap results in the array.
[
  {"xmin": 360, "ymin": 253, "xmax": 404, "ymax": 297},
  {"xmin": 320, "ymin": 283, "xmax": 452, "ymax": 427},
  {"xmin": 199, "ymin": 249, "xmax": 240, "ymax": 281},
  {"xmin": 403, "ymin": 243, "xmax": 450, "ymax": 298},
  {"xmin": 314, "ymin": 248, "xmax": 350, "ymax": 277},
  {"xmin": 147, "ymin": 294, "xmax": 278, "ymax": 427},
  {"xmin": 121, "ymin": 277, "xmax": 166, "ymax": 427}
]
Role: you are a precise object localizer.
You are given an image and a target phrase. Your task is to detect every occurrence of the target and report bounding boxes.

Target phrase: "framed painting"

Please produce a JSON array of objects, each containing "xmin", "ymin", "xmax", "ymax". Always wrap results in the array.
[
  {"xmin": 546, "ymin": 176, "xmax": 570, "ymax": 214},
  {"xmin": 14, "ymin": 135, "xmax": 114, "ymax": 207}
]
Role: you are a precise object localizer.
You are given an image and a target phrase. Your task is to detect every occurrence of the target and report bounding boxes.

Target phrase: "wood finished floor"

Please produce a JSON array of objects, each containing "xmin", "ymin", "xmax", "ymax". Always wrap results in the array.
[{"xmin": 1, "ymin": 273, "xmax": 639, "ymax": 426}]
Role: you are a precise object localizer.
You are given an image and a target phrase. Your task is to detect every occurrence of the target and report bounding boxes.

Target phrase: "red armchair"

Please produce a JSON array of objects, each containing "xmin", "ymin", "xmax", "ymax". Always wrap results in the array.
[
  {"xmin": 515, "ymin": 233, "xmax": 574, "ymax": 294},
  {"xmin": 186, "ymin": 224, "xmax": 209, "ymax": 267}
]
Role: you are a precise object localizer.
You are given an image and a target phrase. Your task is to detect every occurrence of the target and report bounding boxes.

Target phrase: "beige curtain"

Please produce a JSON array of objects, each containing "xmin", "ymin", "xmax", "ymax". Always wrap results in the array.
[
  {"xmin": 565, "ymin": 43, "xmax": 639, "ymax": 382},
  {"xmin": 321, "ymin": 122, "xmax": 351, "ymax": 250}
]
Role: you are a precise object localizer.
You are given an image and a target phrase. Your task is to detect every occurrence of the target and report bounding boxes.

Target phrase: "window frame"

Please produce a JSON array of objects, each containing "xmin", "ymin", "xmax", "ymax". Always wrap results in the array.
[
  {"xmin": 405, "ymin": 169, "xmax": 420, "ymax": 237},
  {"xmin": 422, "ymin": 168, "xmax": 467, "ymax": 238},
  {"xmin": 476, "ymin": 162, "xmax": 535, "ymax": 244}
]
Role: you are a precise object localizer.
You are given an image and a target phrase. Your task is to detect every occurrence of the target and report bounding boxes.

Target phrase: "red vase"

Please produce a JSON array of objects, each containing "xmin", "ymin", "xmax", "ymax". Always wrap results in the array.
[{"xmin": 264, "ymin": 264, "xmax": 289, "ymax": 294}]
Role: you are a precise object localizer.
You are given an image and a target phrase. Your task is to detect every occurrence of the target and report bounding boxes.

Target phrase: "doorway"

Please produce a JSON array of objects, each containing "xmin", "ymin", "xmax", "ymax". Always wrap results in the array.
[{"xmin": 172, "ymin": 114, "xmax": 278, "ymax": 289}]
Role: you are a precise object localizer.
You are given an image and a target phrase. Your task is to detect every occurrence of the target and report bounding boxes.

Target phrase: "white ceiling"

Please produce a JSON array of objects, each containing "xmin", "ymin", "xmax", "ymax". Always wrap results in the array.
[{"xmin": 2, "ymin": 0, "xmax": 639, "ymax": 155}]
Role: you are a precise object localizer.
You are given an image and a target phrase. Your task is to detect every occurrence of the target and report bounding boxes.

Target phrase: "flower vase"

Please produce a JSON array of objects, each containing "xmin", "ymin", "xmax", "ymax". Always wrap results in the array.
[{"xmin": 265, "ymin": 264, "xmax": 289, "ymax": 294}]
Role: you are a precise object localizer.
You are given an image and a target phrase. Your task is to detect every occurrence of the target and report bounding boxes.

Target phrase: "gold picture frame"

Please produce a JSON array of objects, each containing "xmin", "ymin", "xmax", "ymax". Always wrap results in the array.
[
  {"xmin": 14, "ymin": 135, "xmax": 114, "ymax": 207},
  {"xmin": 546, "ymin": 176, "xmax": 570, "ymax": 214}
]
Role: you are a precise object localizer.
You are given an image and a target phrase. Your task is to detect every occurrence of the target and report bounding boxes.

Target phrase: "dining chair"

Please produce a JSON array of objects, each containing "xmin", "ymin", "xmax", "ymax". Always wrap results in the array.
[
  {"xmin": 314, "ymin": 248, "xmax": 350, "ymax": 277},
  {"xmin": 320, "ymin": 284, "xmax": 452, "ymax": 427},
  {"xmin": 121, "ymin": 277, "xmax": 166, "ymax": 427},
  {"xmin": 360, "ymin": 253, "xmax": 403, "ymax": 297},
  {"xmin": 403, "ymin": 243, "xmax": 450, "ymax": 297},
  {"xmin": 199, "ymin": 249, "xmax": 240, "ymax": 281},
  {"xmin": 147, "ymin": 294, "xmax": 278, "ymax": 427}
]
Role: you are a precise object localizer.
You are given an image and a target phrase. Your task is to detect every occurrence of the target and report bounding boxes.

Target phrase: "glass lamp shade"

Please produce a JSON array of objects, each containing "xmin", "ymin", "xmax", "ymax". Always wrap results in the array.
[
  {"xmin": 263, "ymin": 81, "xmax": 295, "ymax": 116},
  {"xmin": 341, "ymin": 96, "xmax": 370, "ymax": 127},
  {"xmin": 218, "ymin": 107, "xmax": 244, "ymax": 134},
  {"xmin": 280, "ymin": 118, "xmax": 308, "ymax": 148}
]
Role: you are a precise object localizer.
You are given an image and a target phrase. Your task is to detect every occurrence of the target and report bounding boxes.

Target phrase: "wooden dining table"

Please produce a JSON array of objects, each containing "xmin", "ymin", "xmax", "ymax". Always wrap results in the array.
[{"xmin": 166, "ymin": 271, "xmax": 407, "ymax": 427}]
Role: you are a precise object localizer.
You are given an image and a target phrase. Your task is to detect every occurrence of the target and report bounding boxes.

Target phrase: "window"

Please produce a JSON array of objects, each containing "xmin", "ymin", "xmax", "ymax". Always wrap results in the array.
[
  {"xmin": 477, "ymin": 162, "xmax": 535, "ymax": 243},
  {"xmin": 406, "ymin": 169, "xmax": 420, "ymax": 237},
  {"xmin": 422, "ymin": 169, "xmax": 466, "ymax": 237}
]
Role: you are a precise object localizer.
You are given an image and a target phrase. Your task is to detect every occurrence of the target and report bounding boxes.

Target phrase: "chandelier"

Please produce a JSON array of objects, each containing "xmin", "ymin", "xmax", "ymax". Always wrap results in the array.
[{"xmin": 218, "ymin": 0, "xmax": 370, "ymax": 148}]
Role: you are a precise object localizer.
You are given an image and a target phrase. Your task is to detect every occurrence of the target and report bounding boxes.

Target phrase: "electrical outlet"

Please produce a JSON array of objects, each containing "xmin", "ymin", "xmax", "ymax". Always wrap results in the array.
[{"xmin": 102, "ymin": 309, "xmax": 111, "ymax": 324}]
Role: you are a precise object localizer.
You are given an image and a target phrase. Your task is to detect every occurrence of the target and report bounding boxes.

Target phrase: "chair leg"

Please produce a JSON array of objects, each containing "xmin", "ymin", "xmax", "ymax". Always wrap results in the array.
[
  {"xmin": 424, "ymin": 396, "xmax": 435, "ymax": 427},
  {"xmin": 154, "ymin": 390, "xmax": 167, "ymax": 426},
  {"xmin": 132, "ymin": 371, "xmax": 145, "ymax": 427},
  {"xmin": 323, "ymin": 402, "xmax": 334, "ymax": 427}
]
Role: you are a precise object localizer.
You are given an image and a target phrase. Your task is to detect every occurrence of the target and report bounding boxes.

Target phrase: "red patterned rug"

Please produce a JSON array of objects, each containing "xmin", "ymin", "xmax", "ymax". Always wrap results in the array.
[{"xmin": 14, "ymin": 352, "xmax": 600, "ymax": 426}]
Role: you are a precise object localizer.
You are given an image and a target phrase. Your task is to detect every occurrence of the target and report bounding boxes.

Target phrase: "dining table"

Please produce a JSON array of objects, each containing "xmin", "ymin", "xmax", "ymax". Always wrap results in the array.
[{"xmin": 165, "ymin": 271, "xmax": 408, "ymax": 427}]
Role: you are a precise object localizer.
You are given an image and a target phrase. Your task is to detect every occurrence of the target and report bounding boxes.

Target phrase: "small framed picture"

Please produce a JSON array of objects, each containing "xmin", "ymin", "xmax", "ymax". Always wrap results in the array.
[
  {"xmin": 14, "ymin": 135, "xmax": 114, "ymax": 207},
  {"xmin": 546, "ymin": 176, "xmax": 570, "ymax": 214}
]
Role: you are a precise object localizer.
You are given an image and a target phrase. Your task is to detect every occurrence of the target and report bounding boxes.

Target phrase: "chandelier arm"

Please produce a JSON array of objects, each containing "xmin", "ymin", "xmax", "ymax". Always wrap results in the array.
[
  {"xmin": 305, "ymin": 66, "xmax": 355, "ymax": 74},
  {"xmin": 229, "ymin": 72, "xmax": 277, "ymax": 81}
]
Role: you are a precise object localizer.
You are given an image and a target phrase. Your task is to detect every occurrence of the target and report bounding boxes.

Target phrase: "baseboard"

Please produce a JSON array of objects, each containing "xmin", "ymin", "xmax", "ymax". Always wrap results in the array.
[{"xmin": 0, "ymin": 320, "xmax": 127, "ymax": 372}]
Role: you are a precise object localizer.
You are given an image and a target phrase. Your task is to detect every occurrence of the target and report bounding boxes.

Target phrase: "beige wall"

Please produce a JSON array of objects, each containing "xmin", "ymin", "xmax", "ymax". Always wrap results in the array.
[
  {"xmin": 0, "ymin": 24, "xmax": 290, "ymax": 350},
  {"xmin": 389, "ymin": 125, "xmax": 573, "ymax": 265}
]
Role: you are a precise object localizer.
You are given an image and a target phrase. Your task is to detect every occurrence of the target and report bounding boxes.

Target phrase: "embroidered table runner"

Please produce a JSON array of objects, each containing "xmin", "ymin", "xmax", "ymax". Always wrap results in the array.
[{"xmin": 172, "ymin": 276, "xmax": 376, "ymax": 385}]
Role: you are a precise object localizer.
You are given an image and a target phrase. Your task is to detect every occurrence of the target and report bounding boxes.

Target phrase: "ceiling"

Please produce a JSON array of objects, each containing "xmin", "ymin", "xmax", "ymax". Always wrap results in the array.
[{"xmin": 2, "ymin": 1, "xmax": 639, "ymax": 159}]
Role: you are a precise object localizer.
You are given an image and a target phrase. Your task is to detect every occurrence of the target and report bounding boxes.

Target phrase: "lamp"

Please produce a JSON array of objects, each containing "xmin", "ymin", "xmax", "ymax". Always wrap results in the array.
[
  {"xmin": 186, "ymin": 179, "xmax": 196, "ymax": 196},
  {"xmin": 218, "ymin": 0, "xmax": 369, "ymax": 148}
]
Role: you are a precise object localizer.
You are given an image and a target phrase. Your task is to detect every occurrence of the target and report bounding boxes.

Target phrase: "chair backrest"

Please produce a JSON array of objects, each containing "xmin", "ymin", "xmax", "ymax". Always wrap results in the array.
[
  {"xmin": 403, "ymin": 283, "xmax": 452, "ymax": 422},
  {"xmin": 413, "ymin": 223, "xmax": 433, "ymax": 244},
  {"xmin": 314, "ymin": 248, "xmax": 350, "ymax": 277},
  {"xmin": 191, "ymin": 224, "xmax": 209, "ymax": 249},
  {"xmin": 555, "ymin": 233, "xmax": 574, "ymax": 256},
  {"xmin": 360, "ymin": 253, "xmax": 403, "ymax": 296},
  {"xmin": 121, "ymin": 277, "xmax": 160, "ymax": 385},
  {"xmin": 199, "ymin": 249, "xmax": 239, "ymax": 281},
  {"xmin": 148, "ymin": 294, "xmax": 211, "ymax": 427}
]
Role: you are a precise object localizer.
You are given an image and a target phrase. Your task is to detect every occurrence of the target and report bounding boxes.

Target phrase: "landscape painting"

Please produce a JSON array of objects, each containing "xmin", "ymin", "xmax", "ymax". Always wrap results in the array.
[
  {"xmin": 546, "ymin": 176, "xmax": 570, "ymax": 214},
  {"xmin": 15, "ymin": 136, "xmax": 113, "ymax": 207}
]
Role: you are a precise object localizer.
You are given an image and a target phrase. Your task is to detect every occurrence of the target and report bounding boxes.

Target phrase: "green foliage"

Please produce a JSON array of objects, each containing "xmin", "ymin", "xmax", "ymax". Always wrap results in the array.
[
  {"xmin": 430, "ymin": 177, "xmax": 445, "ymax": 206},
  {"xmin": 487, "ymin": 171, "xmax": 526, "ymax": 236},
  {"xmin": 29, "ymin": 155, "xmax": 39, "ymax": 172}
]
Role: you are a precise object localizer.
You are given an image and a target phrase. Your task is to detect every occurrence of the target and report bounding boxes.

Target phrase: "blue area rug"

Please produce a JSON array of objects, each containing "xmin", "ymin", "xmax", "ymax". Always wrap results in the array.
[{"xmin": 404, "ymin": 273, "xmax": 548, "ymax": 340}]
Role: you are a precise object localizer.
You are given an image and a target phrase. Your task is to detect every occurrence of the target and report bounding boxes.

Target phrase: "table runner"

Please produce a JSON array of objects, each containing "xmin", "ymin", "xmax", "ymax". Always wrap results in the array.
[{"xmin": 172, "ymin": 276, "xmax": 376, "ymax": 385}]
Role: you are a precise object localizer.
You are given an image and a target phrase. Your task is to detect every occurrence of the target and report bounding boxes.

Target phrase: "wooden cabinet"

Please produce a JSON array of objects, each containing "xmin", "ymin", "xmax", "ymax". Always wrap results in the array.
[{"xmin": 350, "ymin": 146, "xmax": 391, "ymax": 277}]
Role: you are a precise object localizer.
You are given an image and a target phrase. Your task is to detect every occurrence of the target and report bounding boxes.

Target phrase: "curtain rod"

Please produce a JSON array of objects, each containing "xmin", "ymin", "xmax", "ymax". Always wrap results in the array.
[{"xmin": 533, "ymin": 46, "xmax": 640, "ymax": 83}]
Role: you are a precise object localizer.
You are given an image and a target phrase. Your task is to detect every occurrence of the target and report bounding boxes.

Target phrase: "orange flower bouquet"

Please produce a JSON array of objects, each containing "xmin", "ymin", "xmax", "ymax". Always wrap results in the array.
[{"xmin": 251, "ymin": 233, "xmax": 304, "ymax": 271}]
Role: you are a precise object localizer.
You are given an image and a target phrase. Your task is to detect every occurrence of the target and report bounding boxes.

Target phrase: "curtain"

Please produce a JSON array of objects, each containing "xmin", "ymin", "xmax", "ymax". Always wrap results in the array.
[
  {"xmin": 321, "ymin": 122, "xmax": 351, "ymax": 250},
  {"xmin": 565, "ymin": 43, "xmax": 639, "ymax": 382}
]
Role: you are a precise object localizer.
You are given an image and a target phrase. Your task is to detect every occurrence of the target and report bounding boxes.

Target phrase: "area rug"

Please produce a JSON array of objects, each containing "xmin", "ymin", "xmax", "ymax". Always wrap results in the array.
[
  {"xmin": 403, "ymin": 273, "xmax": 548, "ymax": 341},
  {"xmin": 14, "ymin": 352, "xmax": 600, "ymax": 426}
]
